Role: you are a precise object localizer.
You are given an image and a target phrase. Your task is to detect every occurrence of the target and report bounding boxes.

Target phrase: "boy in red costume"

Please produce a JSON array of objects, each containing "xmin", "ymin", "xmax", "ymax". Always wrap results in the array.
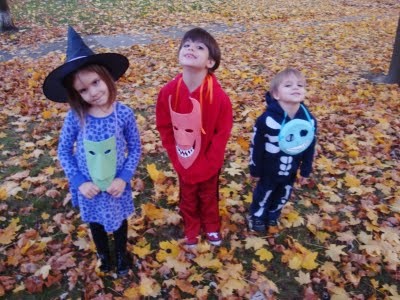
[{"xmin": 156, "ymin": 28, "xmax": 233, "ymax": 246}]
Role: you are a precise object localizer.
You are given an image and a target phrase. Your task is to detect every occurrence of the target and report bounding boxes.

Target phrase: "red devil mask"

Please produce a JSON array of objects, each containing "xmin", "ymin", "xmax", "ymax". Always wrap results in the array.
[{"xmin": 169, "ymin": 96, "xmax": 202, "ymax": 169}]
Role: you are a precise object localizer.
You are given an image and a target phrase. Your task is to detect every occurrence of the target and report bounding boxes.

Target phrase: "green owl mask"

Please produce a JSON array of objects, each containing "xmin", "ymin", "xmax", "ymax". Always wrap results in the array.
[{"xmin": 84, "ymin": 136, "xmax": 117, "ymax": 191}]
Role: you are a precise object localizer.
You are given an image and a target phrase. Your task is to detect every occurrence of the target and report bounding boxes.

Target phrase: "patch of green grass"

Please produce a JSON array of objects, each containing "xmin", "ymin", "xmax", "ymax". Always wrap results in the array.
[
  {"xmin": 11, "ymin": 0, "xmax": 223, "ymax": 29},
  {"xmin": 29, "ymin": 154, "xmax": 54, "ymax": 177},
  {"xmin": 0, "ymin": 127, "xmax": 24, "ymax": 180},
  {"xmin": 0, "ymin": 164, "xmax": 23, "ymax": 181}
]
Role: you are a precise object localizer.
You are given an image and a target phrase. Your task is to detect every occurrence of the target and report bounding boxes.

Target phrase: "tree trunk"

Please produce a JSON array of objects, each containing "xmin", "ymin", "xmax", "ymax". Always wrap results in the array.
[
  {"xmin": 0, "ymin": 0, "xmax": 17, "ymax": 32},
  {"xmin": 385, "ymin": 16, "xmax": 400, "ymax": 84},
  {"xmin": 367, "ymin": 15, "xmax": 400, "ymax": 85}
]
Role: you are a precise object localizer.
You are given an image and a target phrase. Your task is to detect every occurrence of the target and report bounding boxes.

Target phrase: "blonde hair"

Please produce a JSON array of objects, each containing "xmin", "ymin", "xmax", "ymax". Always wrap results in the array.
[{"xmin": 270, "ymin": 68, "xmax": 306, "ymax": 96}]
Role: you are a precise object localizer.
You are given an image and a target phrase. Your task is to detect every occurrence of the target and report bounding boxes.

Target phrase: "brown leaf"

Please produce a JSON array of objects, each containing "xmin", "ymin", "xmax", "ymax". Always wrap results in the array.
[{"xmin": 24, "ymin": 276, "xmax": 44, "ymax": 294}]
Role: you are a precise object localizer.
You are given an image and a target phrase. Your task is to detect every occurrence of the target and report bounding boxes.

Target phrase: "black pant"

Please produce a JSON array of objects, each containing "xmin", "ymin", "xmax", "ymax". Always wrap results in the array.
[{"xmin": 89, "ymin": 219, "xmax": 127, "ymax": 255}]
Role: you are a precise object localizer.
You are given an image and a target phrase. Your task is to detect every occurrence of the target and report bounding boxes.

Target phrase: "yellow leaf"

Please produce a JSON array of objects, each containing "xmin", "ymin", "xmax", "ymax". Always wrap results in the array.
[
  {"xmin": 348, "ymin": 150, "xmax": 359, "ymax": 158},
  {"xmin": 20, "ymin": 240, "xmax": 35, "ymax": 254},
  {"xmin": 301, "ymin": 252, "xmax": 319, "ymax": 270},
  {"xmin": 220, "ymin": 278, "xmax": 247, "ymax": 297},
  {"xmin": 283, "ymin": 240, "xmax": 319, "ymax": 270},
  {"xmin": 28, "ymin": 79, "xmax": 38, "ymax": 88},
  {"xmin": 282, "ymin": 210, "xmax": 304, "ymax": 227},
  {"xmin": 225, "ymin": 161, "xmax": 243, "ymax": 176},
  {"xmin": 0, "ymin": 188, "xmax": 7, "ymax": 201},
  {"xmin": 244, "ymin": 236, "xmax": 268, "ymax": 250},
  {"xmin": 146, "ymin": 163, "xmax": 166, "ymax": 183},
  {"xmin": 124, "ymin": 286, "xmax": 140, "ymax": 299},
  {"xmin": 141, "ymin": 203, "xmax": 164, "ymax": 220},
  {"xmin": 193, "ymin": 253, "xmax": 222, "ymax": 269},
  {"xmin": 236, "ymin": 136, "xmax": 249, "ymax": 151},
  {"xmin": 244, "ymin": 193, "xmax": 252, "ymax": 204},
  {"xmin": 133, "ymin": 242, "xmax": 152, "ymax": 259},
  {"xmin": 288, "ymin": 254, "xmax": 302, "ymax": 270},
  {"xmin": 315, "ymin": 231, "xmax": 330, "ymax": 243},
  {"xmin": 255, "ymin": 248, "xmax": 273, "ymax": 261},
  {"xmin": 41, "ymin": 212, "xmax": 50, "ymax": 220},
  {"xmin": 253, "ymin": 75, "xmax": 264, "ymax": 85},
  {"xmin": 0, "ymin": 218, "xmax": 21, "ymax": 245},
  {"xmin": 43, "ymin": 166, "xmax": 55, "ymax": 176},
  {"xmin": 320, "ymin": 262, "xmax": 340, "ymax": 279},
  {"xmin": 165, "ymin": 257, "xmax": 191, "ymax": 273},
  {"xmin": 252, "ymin": 259, "xmax": 267, "ymax": 272},
  {"xmin": 344, "ymin": 174, "xmax": 361, "ymax": 188},
  {"xmin": 316, "ymin": 156, "xmax": 340, "ymax": 174},
  {"xmin": 139, "ymin": 275, "xmax": 161, "ymax": 297},
  {"xmin": 156, "ymin": 240, "xmax": 180, "ymax": 262},
  {"xmin": 42, "ymin": 110, "xmax": 52, "ymax": 119}
]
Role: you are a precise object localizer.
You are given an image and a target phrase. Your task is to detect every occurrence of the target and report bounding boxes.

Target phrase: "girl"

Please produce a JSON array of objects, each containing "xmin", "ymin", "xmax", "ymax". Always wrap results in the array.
[{"xmin": 43, "ymin": 26, "xmax": 141, "ymax": 276}]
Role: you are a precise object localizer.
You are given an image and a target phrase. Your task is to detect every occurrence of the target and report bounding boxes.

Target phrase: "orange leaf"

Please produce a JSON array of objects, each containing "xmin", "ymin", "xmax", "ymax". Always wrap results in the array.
[{"xmin": 0, "ymin": 218, "xmax": 21, "ymax": 245}]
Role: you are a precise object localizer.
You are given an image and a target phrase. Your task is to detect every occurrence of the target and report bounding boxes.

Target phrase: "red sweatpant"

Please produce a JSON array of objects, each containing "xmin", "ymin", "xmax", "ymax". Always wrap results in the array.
[{"xmin": 179, "ymin": 172, "xmax": 220, "ymax": 240}]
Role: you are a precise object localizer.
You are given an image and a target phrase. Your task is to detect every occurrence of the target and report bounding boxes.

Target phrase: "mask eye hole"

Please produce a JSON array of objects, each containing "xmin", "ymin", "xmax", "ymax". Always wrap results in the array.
[
  {"xmin": 286, "ymin": 134, "xmax": 294, "ymax": 142},
  {"xmin": 173, "ymin": 126, "xmax": 178, "ymax": 130},
  {"xmin": 300, "ymin": 130, "xmax": 308, "ymax": 137},
  {"xmin": 185, "ymin": 129, "xmax": 193, "ymax": 133},
  {"xmin": 89, "ymin": 151, "xmax": 96, "ymax": 155},
  {"xmin": 104, "ymin": 149, "xmax": 111, "ymax": 154}
]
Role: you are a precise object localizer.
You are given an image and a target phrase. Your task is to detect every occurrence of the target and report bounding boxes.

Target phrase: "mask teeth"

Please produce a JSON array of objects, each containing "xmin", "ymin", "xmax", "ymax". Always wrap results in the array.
[{"xmin": 177, "ymin": 146, "xmax": 194, "ymax": 158}]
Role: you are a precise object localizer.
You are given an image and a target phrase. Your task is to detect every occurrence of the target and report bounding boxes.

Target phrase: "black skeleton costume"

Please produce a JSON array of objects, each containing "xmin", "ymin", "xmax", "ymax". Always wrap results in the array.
[{"xmin": 249, "ymin": 92, "xmax": 317, "ymax": 225}]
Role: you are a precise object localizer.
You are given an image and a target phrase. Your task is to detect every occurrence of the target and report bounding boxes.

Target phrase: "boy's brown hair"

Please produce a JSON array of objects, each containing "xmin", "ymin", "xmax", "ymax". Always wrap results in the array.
[
  {"xmin": 179, "ymin": 27, "xmax": 221, "ymax": 72},
  {"xmin": 63, "ymin": 64, "xmax": 117, "ymax": 122}
]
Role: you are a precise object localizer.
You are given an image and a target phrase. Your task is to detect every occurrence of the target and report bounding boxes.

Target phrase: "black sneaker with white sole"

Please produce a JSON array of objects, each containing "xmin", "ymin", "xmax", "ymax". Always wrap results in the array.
[{"xmin": 247, "ymin": 215, "xmax": 266, "ymax": 232}]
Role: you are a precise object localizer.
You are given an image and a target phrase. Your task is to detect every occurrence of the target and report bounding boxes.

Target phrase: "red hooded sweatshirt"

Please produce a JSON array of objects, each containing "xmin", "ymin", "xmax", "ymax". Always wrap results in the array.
[{"xmin": 156, "ymin": 73, "xmax": 233, "ymax": 184}]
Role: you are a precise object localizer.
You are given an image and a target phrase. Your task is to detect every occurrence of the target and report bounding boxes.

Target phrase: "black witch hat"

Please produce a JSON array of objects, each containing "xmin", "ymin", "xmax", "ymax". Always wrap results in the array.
[{"xmin": 43, "ymin": 26, "xmax": 129, "ymax": 102}]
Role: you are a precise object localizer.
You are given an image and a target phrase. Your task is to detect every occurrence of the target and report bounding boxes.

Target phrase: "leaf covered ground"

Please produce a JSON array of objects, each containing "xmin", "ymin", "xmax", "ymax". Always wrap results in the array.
[{"xmin": 0, "ymin": 0, "xmax": 400, "ymax": 299}]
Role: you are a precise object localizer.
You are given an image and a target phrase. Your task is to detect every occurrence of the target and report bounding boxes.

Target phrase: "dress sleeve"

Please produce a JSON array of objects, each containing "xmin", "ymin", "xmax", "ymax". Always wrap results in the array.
[
  {"xmin": 117, "ymin": 106, "xmax": 142, "ymax": 183},
  {"xmin": 57, "ymin": 111, "xmax": 87, "ymax": 189},
  {"xmin": 249, "ymin": 115, "xmax": 267, "ymax": 177}
]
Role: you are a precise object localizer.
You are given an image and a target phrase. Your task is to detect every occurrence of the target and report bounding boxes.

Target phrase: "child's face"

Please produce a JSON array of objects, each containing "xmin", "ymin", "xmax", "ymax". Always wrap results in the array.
[
  {"xmin": 73, "ymin": 69, "xmax": 110, "ymax": 108},
  {"xmin": 179, "ymin": 39, "xmax": 215, "ymax": 71},
  {"xmin": 273, "ymin": 75, "xmax": 306, "ymax": 105}
]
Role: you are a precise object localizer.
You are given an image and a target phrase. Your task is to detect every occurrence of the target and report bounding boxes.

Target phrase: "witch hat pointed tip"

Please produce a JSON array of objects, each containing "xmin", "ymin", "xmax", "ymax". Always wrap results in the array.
[
  {"xmin": 67, "ymin": 25, "xmax": 81, "ymax": 41},
  {"xmin": 65, "ymin": 26, "xmax": 94, "ymax": 62}
]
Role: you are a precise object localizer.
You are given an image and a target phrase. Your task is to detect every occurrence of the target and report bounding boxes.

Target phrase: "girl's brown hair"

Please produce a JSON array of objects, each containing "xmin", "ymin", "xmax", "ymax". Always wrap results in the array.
[{"xmin": 63, "ymin": 64, "xmax": 117, "ymax": 122}]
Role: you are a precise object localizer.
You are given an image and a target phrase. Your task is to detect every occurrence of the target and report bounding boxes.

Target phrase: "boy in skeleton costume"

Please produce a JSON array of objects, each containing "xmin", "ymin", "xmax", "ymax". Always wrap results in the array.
[
  {"xmin": 249, "ymin": 68, "xmax": 317, "ymax": 232},
  {"xmin": 156, "ymin": 28, "xmax": 233, "ymax": 246}
]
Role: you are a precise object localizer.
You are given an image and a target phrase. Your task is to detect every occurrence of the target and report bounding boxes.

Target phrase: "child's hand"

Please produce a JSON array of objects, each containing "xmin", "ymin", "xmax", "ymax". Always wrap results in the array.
[
  {"xmin": 79, "ymin": 182, "xmax": 100, "ymax": 199},
  {"xmin": 106, "ymin": 178, "xmax": 126, "ymax": 198}
]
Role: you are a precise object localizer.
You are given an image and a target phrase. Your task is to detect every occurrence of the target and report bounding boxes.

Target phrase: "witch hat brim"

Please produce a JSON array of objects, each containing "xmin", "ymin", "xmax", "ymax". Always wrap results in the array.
[{"xmin": 42, "ymin": 26, "xmax": 129, "ymax": 103}]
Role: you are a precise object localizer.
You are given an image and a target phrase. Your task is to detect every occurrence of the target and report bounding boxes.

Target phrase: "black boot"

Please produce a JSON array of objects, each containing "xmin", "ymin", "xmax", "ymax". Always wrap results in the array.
[
  {"xmin": 113, "ymin": 219, "xmax": 131, "ymax": 276},
  {"xmin": 89, "ymin": 222, "xmax": 111, "ymax": 273}
]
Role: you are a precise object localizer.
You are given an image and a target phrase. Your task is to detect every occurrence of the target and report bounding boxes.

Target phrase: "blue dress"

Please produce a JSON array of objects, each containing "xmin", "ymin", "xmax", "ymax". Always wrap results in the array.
[{"xmin": 58, "ymin": 102, "xmax": 141, "ymax": 232}]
